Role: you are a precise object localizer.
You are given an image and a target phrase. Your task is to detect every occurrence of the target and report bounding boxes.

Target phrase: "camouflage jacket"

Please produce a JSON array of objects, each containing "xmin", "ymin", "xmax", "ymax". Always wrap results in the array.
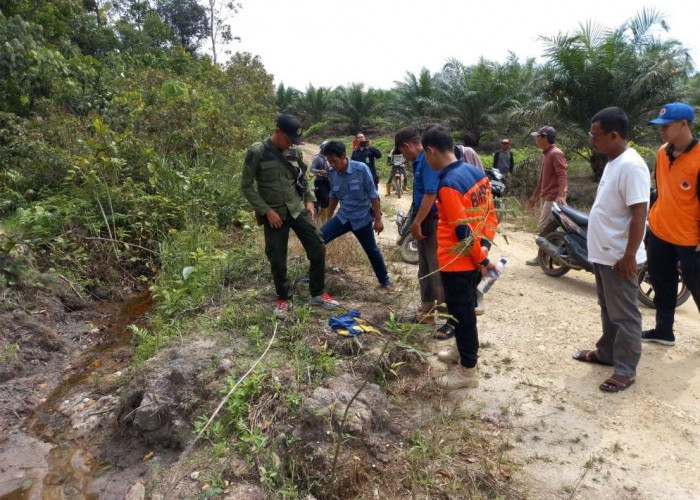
[{"xmin": 240, "ymin": 138, "xmax": 315, "ymax": 220}]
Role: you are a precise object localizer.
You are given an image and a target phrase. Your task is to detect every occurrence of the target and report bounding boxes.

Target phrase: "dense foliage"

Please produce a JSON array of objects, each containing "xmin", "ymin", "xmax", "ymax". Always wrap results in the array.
[
  {"xmin": 0, "ymin": 1, "xmax": 276, "ymax": 288},
  {"xmin": 1, "ymin": 3, "xmax": 698, "ymax": 289}
]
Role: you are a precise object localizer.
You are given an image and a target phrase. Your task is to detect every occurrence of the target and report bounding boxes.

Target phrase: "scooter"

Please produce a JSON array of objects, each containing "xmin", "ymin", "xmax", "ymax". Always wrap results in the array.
[
  {"xmin": 395, "ymin": 208, "xmax": 418, "ymax": 265},
  {"xmin": 535, "ymin": 202, "xmax": 691, "ymax": 308}
]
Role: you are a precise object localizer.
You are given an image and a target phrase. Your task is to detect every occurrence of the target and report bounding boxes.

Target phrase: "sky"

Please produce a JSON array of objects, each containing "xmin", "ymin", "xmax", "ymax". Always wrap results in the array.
[{"xmin": 224, "ymin": 0, "xmax": 699, "ymax": 90}]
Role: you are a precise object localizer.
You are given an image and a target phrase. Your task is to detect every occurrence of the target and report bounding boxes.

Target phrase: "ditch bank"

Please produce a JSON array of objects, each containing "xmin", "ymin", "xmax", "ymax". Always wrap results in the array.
[{"xmin": 0, "ymin": 288, "xmax": 159, "ymax": 500}]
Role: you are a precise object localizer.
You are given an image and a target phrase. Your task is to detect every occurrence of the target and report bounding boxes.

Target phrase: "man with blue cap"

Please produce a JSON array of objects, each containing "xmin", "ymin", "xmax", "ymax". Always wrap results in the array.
[{"xmin": 644, "ymin": 102, "xmax": 700, "ymax": 345}]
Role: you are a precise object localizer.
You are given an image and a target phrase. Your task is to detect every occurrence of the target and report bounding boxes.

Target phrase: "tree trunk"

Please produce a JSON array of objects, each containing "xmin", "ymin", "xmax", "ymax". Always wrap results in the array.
[{"xmin": 209, "ymin": 0, "xmax": 217, "ymax": 64}]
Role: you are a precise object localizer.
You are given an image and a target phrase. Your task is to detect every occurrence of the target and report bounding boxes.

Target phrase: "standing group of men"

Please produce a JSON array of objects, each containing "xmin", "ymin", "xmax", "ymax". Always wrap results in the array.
[
  {"xmin": 241, "ymin": 115, "xmax": 500, "ymax": 390},
  {"xmin": 241, "ymin": 102, "xmax": 700, "ymax": 394}
]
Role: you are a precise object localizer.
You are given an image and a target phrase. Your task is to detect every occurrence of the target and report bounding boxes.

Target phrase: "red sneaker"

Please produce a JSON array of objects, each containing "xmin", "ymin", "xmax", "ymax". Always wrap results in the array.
[
  {"xmin": 308, "ymin": 292, "xmax": 339, "ymax": 310},
  {"xmin": 274, "ymin": 299, "xmax": 291, "ymax": 318}
]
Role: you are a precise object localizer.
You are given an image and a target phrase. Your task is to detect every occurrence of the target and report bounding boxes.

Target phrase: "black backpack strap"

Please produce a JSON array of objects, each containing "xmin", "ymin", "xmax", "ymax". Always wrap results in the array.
[{"xmin": 263, "ymin": 141, "xmax": 307, "ymax": 197}]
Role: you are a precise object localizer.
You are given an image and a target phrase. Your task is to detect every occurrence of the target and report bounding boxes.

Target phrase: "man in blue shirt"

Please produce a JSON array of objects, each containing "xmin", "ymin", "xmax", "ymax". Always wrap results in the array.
[
  {"xmin": 321, "ymin": 141, "xmax": 394, "ymax": 291},
  {"xmin": 394, "ymin": 127, "xmax": 453, "ymax": 338}
]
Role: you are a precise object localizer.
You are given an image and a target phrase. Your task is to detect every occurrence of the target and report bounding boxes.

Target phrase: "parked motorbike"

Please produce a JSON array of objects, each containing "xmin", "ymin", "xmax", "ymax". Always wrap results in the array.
[
  {"xmin": 395, "ymin": 208, "xmax": 418, "ymax": 264},
  {"xmin": 535, "ymin": 202, "xmax": 691, "ymax": 308}
]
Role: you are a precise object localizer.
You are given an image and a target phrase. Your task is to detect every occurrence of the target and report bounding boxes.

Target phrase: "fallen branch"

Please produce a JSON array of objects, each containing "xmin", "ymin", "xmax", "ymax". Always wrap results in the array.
[
  {"xmin": 168, "ymin": 321, "xmax": 278, "ymax": 490},
  {"xmin": 568, "ymin": 464, "xmax": 591, "ymax": 500},
  {"xmin": 59, "ymin": 274, "xmax": 84, "ymax": 300},
  {"xmin": 83, "ymin": 237, "xmax": 158, "ymax": 255}
]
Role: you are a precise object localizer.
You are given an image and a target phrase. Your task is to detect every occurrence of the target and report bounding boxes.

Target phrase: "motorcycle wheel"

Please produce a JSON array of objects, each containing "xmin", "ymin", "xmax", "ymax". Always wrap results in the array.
[
  {"xmin": 400, "ymin": 235, "xmax": 419, "ymax": 265},
  {"xmin": 538, "ymin": 232, "xmax": 570, "ymax": 277},
  {"xmin": 393, "ymin": 177, "xmax": 402, "ymax": 198},
  {"xmin": 637, "ymin": 263, "xmax": 691, "ymax": 309}
]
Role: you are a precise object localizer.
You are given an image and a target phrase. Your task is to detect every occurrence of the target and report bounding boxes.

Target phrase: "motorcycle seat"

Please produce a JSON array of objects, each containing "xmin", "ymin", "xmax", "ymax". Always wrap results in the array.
[{"xmin": 559, "ymin": 205, "xmax": 589, "ymax": 227}]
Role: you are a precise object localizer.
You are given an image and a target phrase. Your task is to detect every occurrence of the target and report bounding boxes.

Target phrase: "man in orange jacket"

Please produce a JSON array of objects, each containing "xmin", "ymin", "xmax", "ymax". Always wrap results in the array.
[
  {"xmin": 421, "ymin": 125, "xmax": 499, "ymax": 390},
  {"xmin": 643, "ymin": 103, "xmax": 700, "ymax": 345}
]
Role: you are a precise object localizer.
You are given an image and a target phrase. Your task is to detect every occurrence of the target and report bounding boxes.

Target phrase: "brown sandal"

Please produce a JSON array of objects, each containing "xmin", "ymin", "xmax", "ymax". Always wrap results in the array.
[
  {"xmin": 572, "ymin": 349, "xmax": 614, "ymax": 366},
  {"xmin": 600, "ymin": 375, "xmax": 635, "ymax": 393}
]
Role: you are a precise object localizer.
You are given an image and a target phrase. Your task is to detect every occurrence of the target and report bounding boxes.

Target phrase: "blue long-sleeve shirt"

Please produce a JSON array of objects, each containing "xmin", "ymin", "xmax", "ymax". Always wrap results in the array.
[{"xmin": 328, "ymin": 160, "xmax": 379, "ymax": 230}]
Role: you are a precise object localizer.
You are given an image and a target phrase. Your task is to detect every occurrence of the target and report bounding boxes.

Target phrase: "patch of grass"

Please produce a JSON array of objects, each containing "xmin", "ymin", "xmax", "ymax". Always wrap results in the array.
[
  {"xmin": 0, "ymin": 342, "xmax": 19, "ymax": 363},
  {"xmin": 392, "ymin": 416, "xmax": 524, "ymax": 500}
]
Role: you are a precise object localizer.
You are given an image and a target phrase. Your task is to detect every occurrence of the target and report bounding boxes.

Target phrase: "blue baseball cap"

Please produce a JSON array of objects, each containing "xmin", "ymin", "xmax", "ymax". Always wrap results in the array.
[{"xmin": 648, "ymin": 102, "xmax": 695, "ymax": 125}]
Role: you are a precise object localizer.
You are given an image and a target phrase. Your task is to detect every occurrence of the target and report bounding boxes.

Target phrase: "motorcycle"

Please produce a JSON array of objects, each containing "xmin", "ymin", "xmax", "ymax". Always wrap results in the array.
[
  {"xmin": 484, "ymin": 167, "xmax": 506, "ymax": 213},
  {"xmin": 389, "ymin": 154, "xmax": 408, "ymax": 198},
  {"xmin": 535, "ymin": 202, "xmax": 691, "ymax": 308},
  {"xmin": 395, "ymin": 207, "xmax": 418, "ymax": 265}
]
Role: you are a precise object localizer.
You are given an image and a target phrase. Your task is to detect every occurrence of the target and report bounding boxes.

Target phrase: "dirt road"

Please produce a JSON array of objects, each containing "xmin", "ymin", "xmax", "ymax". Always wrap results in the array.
[{"xmin": 378, "ymin": 193, "xmax": 700, "ymax": 500}]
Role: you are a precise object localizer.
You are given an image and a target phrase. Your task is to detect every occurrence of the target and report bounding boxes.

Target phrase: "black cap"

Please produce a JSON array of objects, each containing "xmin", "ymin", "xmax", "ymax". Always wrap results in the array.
[
  {"xmin": 531, "ymin": 125, "xmax": 556, "ymax": 140},
  {"xmin": 276, "ymin": 114, "xmax": 304, "ymax": 145},
  {"xmin": 394, "ymin": 127, "xmax": 420, "ymax": 153}
]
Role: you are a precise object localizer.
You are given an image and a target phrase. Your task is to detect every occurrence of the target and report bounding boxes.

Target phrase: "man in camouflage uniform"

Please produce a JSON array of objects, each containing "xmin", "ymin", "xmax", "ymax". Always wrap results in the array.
[{"xmin": 241, "ymin": 114, "xmax": 338, "ymax": 317}]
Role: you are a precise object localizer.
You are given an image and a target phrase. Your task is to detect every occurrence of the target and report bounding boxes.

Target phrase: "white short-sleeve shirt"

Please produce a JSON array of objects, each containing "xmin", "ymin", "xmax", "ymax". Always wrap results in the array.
[{"xmin": 587, "ymin": 147, "xmax": 651, "ymax": 266}]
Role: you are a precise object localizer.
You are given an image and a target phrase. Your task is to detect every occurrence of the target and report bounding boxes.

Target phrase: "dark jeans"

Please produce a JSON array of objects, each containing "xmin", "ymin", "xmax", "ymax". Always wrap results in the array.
[
  {"xmin": 648, "ymin": 230, "xmax": 700, "ymax": 336},
  {"xmin": 263, "ymin": 210, "xmax": 325, "ymax": 300},
  {"xmin": 440, "ymin": 270, "xmax": 479, "ymax": 368},
  {"xmin": 321, "ymin": 217, "xmax": 389, "ymax": 286}
]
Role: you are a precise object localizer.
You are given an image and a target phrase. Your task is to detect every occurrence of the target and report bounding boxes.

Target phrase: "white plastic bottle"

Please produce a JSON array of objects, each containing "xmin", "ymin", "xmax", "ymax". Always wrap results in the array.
[{"xmin": 477, "ymin": 258, "xmax": 507, "ymax": 294}]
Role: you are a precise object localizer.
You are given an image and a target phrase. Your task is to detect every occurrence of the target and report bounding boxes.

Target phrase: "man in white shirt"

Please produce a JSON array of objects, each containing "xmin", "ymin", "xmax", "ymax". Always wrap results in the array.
[{"xmin": 572, "ymin": 107, "xmax": 650, "ymax": 393}]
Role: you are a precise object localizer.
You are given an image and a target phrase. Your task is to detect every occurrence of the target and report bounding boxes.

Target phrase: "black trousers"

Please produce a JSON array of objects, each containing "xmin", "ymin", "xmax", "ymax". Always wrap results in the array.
[
  {"xmin": 263, "ymin": 210, "xmax": 325, "ymax": 300},
  {"xmin": 648, "ymin": 230, "xmax": 700, "ymax": 335},
  {"xmin": 314, "ymin": 177, "xmax": 330, "ymax": 209},
  {"xmin": 440, "ymin": 270, "xmax": 479, "ymax": 368}
]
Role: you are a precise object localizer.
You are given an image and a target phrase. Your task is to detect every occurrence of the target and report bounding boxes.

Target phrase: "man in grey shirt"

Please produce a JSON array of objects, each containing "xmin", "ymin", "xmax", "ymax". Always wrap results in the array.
[{"xmin": 493, "ymin": 138, "xmax": 514, "ymax": 175}]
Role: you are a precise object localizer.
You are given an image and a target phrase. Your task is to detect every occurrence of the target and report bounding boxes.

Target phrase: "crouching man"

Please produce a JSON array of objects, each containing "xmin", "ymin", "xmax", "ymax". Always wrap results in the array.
[
  {"xmin": 321, "ymin": 141, "xmax": 395, "ymax": 291},
  {"xmin": 421, "ymin": 125, "xmax": 499, "ymax": 390}
]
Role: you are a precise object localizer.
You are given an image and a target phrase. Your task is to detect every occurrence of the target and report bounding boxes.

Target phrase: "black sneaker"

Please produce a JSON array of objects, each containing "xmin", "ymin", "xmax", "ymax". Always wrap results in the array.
[{"xmin": 641, "ymin": 329, "xmax": 675, "ymax": 346}]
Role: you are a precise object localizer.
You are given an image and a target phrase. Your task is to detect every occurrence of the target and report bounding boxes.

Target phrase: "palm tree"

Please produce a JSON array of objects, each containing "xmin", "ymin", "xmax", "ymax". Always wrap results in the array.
[
  {"xmin": 539, "ymin": 8, "xmax": 692, "ymax": 175},
  {"xmin": 434, "ymin": 58, "xmax": 519, "ymax": 146},
  {"xmin": 394, "ymin": 67, "xmax": 436, "ymax": 122},
  {"xmin": 332, "ymin": 83, "xmax": 380, "ymax": 133},
  {"xmin": 275, "ymin": 82, "xmax": 301, "ymax": 115},
  {"xmin": 685, "ymin": 73, "xmax": 700, "ymax": 108},
  {"xmin": 298, "ymin": 85, "xmax": 333, "ymax": 127}
]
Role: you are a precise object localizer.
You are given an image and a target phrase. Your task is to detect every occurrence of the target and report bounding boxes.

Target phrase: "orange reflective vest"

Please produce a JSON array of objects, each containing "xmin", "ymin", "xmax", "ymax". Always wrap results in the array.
[
  {"xmin": 649, "ymin": 140, "xmax": 700, "ymax": 246},
  {"xmin": 436, "ymin": 161, "xmax": 499, "ymax": 272}
]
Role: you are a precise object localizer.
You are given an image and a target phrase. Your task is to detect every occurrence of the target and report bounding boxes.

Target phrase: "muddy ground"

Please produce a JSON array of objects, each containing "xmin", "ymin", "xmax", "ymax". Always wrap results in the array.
[{"xmin": 1, "ymin": 181, "xmax": 699, "ymax": 500}]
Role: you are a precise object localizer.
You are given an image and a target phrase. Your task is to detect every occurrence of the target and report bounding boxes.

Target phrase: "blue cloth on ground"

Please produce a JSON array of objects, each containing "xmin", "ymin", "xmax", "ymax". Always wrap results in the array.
[{"xmin": 328, "ymin": 310, "xmax": 363, "ymax": 336}]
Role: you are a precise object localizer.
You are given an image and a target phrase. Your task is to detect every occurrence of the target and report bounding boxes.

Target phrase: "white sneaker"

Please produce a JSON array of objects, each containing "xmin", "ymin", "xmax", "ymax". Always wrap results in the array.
[
  {"xmin": 438, "ymin": 366, "xmax": 479, "ymax": 389},
  {"xmin": 308, "ymin": 292, "xmax": 339, "ymax": 310},
  {"xmin": 437, "ymin": 346, "xmax": 459, "ymax": 364},
  {"xmin": 475, "ymin": 290, "xmax": 485, "ymax": 316}
]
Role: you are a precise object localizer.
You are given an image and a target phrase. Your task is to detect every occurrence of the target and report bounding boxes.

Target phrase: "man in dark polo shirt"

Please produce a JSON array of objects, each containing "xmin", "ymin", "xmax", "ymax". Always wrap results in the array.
[
  {"xmin": 351, "ymin": 133, "xmax": 382, "ymax": 188},
  {"xmin": 526, "ymin": 125, "xmax": 568, "ymax": 265}
]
